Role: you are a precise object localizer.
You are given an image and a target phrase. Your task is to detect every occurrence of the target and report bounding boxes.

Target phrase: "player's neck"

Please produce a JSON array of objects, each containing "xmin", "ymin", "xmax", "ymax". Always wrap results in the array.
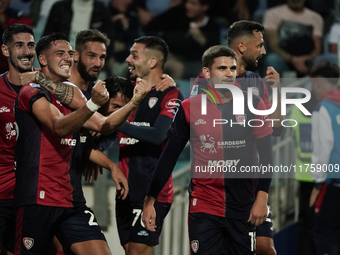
[
  {"xmin": 236, "ymin": 62, "xmax": 246, "ymax": 77},
  {"xmin": 142, "ymin": 70, "xmax": 162, "ymax": 88},
  {"xmin": 69, "ymin": 69, "xmax": 89, "ymax": 91},
  {"xmin": 7, "ymin": 68, "xmax": 23, "ymax": 86}
]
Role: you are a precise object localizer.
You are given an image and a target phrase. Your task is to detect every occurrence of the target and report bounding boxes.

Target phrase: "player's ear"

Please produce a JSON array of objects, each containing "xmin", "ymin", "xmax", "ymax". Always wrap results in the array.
[
  {"xmin": 237, "ymin": 42, "xmax": 245, "ymax": 55},
  {"xmin": 1, "ymin": 44, "xmax": 9, "ymax": 58},
  {"xmin": 38, "ymin": 54, "xmax": 47, "ymax": 67},
  {"xmin": 203, "ymin": 67, "xmax": 210, "ymax": 78},
  {"xmin": 149, "ymin": 57, "xmax": 157, "ymax": 69},
  {"xmin": 73, "ymin": 50, "xmax": 79, "ymax": 62}
]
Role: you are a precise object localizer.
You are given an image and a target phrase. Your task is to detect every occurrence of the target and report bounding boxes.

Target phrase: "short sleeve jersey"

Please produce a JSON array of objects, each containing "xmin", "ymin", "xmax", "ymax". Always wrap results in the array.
[{"xmin": 14, "ymin": 83, "xmax": 74, "ymax": 208}]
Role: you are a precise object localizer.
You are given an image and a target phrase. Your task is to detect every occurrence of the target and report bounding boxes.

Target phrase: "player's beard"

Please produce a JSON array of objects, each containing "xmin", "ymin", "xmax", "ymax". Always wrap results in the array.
[
  {"xmin": 242, "ymin": 53, "xmax": 258, "ymax": 70},
  {"xmin": 77, "ymin": 58, "xmax": 99, "ymax": 82},
  {"xmin": 10, "ymin": 54, "xmax": 34, "ymax": 73}
]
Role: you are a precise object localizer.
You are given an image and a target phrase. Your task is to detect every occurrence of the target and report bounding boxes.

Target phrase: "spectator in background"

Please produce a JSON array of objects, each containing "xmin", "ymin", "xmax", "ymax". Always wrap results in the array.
[
  {"xmin": 134, "ymin": 0, "xmax": 182, "ymax": 26},
  {"xmin": 107, "ymin": 0, "xmax": 141, "ymax": 77},
  {"xmin": 0, "ymin": 0, "xmax": 32, "ymax": 73},
  {"xmin": 290, "ymin": 90, "xmax": 318, "ymax": 255},
  {"xmin": 328, "ymin": 21, "xmax": 340, "ymax": 54},
  {"xmin": 309, "ymin": 61, "xmax": 340, "ymax": 255},
  {"xmin": 263, "ymin": 0, "xmax": 323, "ymax": 77},
  {"xmin": 43, "ymin": 0, "xmax": 112, "ymax": 59},
  {"xmin": 144, "ymin": 0, "xmax": 220, "ymax": 79}
]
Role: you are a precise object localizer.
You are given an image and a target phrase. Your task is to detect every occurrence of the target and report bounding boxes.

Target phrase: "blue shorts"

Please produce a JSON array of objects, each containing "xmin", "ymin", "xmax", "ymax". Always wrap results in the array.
[{"xmin": 15, "ymin": 204, "xmax": 106, "ymax": 255}]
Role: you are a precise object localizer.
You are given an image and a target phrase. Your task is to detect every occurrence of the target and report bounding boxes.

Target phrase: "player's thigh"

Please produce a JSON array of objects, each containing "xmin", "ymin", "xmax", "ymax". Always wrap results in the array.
[
  {"xmin": 256, "ymin": 207, "xmax": 276, "ymax": 255},
  {"xmin": 128, "ymin": 242, "xmax": 153, "ymax": 255},
  {"xmin": 70, "ymin": 240, "xmax": 111, "ymax": 255},
  {"xmin": 256, "ymin": 237, "xmax": 276, "ymax": 255},
  {"xmin": 223, "ymin": 218, "xmax": 256, "ymax": 255},
  {"xmin": 15, "ymin": 205, "xmax": 60, "ymax": 255},
  {"xmin": 57, "ymin": 205, "xmax": 107, "ymax": 255},
  {"xmin": 188, "ymin": 213, "xmax": 225, "ymax": 255},
  {"xmin": 129, "ymin": 202, "xmax": 171, "ymax": 246}
]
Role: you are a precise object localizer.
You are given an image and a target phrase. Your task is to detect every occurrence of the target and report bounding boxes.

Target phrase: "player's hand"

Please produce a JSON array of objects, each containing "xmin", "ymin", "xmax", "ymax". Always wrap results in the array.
[
  {"xmin": 155, "ymin": 74, "xmax": 176, "ymax": 91},
  {"xmin": 83, "ymin": 162, "xmax": 103, "ymax": 183},
  {"xmin": 142, "ymin": 196, "xmax": 157, "ymax": 231},
  {"xmin": 90, "ymin": 80, "xmax": 109, "ymax": 106},
  {"xmin": 111, "ymin": 164, "xmax": 129, "ymax": 200},
  {"xmin": 19, "ymin": 71, "xmax": 37, "ymax": 85},
  {"xmin": 131, "ymin": 78, "xmax": 151, "ymax": 106},
  {"xmin": 248, "ymin": 191, "xmax": 268, "ymax": 226},
  {"xmin": 291, "ymin": 55, "xmax": 310, "ymax": 75},
  {"xmin": 309, "ymin": 187, "xmax": 320, "ymax": 207},
  {"xmin": 263, "ymin": 66, "xmax": 280, "ymax": 89}
]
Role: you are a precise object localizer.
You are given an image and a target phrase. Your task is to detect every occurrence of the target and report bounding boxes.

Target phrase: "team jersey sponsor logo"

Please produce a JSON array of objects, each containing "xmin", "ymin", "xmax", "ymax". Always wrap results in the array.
[
  {"xmin": 199, "ymin": 135, "xmax": 217, "ymax": 153},
  {"xmin": 208, "ymin": 159, "xmax": 241, "ymax": 167},
  {"xmin": 23, "ymin": 237, "xmax": 34, "ymax": 250},
  {"xmin": 0, "ymin": 106, "xmax": 10, "ymax": 113},
  {"xmin": 165, "ymin": 98, "xmax": 181, "ymax": 109},
  {"xmin": 195, "ymin": 119, "xmax": 206, "ymax": 125},
  {"xmin": 5, "ymin": 122, "xmax": 16, "ymax": 140},
  {"xmin": 60, "ymin": 136, "xmax": 87, "ymax": 146},
  {"xmin": 148, "ymin": 97, "xmax": 158, "ymax": 108},
  {"xmin": 130, "ymin": 122, "xmax": 150, "ymax": 127},
  {"xmin": 251, "ymin": 87, "xmax": 260, "ymax": 96},
  {"xmin": 191, "ymin": 240, "xmax": 199, "ymax": 253},
  {"xmin": 119, "ymin": 137, "xmax": 139, "ymax": 145},
  {"xmin": 217, "ymin": 140, "xmax": 246, "ymax": 149},
  {"xmin": 236, "ymin": 114, "xmax": 247, "ymax": 126}
]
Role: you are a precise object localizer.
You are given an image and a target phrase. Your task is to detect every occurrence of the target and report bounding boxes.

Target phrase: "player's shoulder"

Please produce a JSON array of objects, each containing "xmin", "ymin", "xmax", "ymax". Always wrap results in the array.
[{"xmin": 243, "ymin": 70, "xmax": 262, "ymax": 79}]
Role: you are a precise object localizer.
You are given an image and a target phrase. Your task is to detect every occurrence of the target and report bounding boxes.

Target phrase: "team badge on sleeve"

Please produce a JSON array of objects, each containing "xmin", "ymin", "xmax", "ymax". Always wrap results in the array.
[
  {"xmin": 191, "ymin": 240, "xmax": 199, "ymax": 253},
  {"xmin": 23, "ymin": 237, "xmax": 34, "ymax": 250},
  {"xmin": 251, "ymin": 87, "xmax": 260, "ymax": 96},
  {"xmin": 148, "ymin": 97, "xmax": 158, "ymax": 108}
]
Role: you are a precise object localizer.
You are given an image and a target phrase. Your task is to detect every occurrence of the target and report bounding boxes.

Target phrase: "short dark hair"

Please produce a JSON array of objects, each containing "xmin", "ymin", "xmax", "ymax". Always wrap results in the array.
[
  {"xmin": 227, "ymin": 20, "xmax": 264, "ymax": 47},
  {"xmin": 75, "ymin": 29, "xmax": 110, "ymax": 53},
  {"xmin": 104, "ymin": 75, "xmax": 134, "ymax": 100},
  {"xmin": 202, "ymin": 45, "xmax": 237, "ymax": 69},
  {"xmin": 310, "ymin": 61, "xmax": 340, "ymax": 86},
  {"xmin": 36, "ymin": 32, "xmax": 70, "ymax": 57},
  {"xmin": 2, "ymin": 23, "xmax": 34, "ymax": 45},
  {"xmin": 134, "ymin": 36, "xmax": 169, "ymax": 69}
]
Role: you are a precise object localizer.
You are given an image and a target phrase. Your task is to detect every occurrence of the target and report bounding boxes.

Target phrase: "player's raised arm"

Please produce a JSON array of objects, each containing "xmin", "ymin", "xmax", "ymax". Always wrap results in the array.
[
  {"xmin": 20, "ymin": 71, "xmax": 87, "ymax": 109},
  {"xmin": 83, "ymin": 78, "xmax": 151, "ymax": 134},
  {"xmin": 30, "ymin": 80, "xmax": 109, "ymax": 137}
]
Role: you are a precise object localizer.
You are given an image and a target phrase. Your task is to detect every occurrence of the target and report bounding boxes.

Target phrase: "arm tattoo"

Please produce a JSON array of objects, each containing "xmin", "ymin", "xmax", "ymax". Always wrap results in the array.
[{"xmin": 34, "ymin": 72, "xmax": 75, "ymax": 106}]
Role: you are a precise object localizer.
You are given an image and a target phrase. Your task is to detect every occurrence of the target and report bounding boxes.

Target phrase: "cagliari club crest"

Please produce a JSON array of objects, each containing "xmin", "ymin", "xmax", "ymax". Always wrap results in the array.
[
  {"xmin": 191, "ymin": 240, "xmax": 199, "ymax": 253},
  {"xmin": 23, "ymin": 237, "xmax": 34, "ymax": 250},
  {"xmin": 236, "ymin": 114, "xmax": 247, "ymax": 125},
  {"xmin": 148, "ymin": 97, "xmax": 158, "ymax": 108}
]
